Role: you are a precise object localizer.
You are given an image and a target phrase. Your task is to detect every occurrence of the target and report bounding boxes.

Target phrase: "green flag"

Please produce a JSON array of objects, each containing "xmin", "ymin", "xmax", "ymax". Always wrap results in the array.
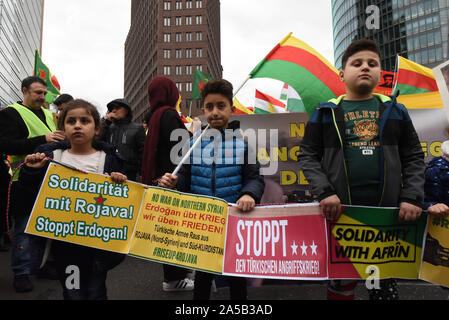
[
  {"xmin": 34, "ymin": 50, "xmax": 61, "ymax": 104},
  {"xmin": 191, "ymin": 69, "xmax": 211, "ymax": 100}
]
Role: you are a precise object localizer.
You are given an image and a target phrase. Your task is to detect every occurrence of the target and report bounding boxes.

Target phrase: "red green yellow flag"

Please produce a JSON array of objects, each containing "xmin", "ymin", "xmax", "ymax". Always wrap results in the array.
[
  {"xmin": 34, "ymin": 50, "xmax": 61, "ymax": 104},
  {"xmin": 249, "ymin": 33, "xmax": 345, "ymax": 115},
  {"xmin": 191, "ymin": 69, "xmax": 211, "ymax": 100},
  {"xmin": 394, "ymin": 56, "xmax": 443, "ymax": 109}
]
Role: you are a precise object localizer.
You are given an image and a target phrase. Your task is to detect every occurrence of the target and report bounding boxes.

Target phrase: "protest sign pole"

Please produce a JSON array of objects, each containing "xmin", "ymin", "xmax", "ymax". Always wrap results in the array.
[
  {"xmin": 188, "ymin": 100, "xmax": 193, "ymax": 118},
  {"xmin": 172, "ymin": 124, "xmax": 210, "ymax": 176},
  {"xmin": 173, "ymin": 74, "xmax": 250, "ymax": 177}
]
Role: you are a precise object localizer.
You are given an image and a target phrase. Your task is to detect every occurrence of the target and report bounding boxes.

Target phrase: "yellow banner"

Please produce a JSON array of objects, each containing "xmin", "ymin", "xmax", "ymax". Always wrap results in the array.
[
  {"xmin": 420, "ymin": 216, "xmax": 449, "ymax": 287},
  {"xmin": 26, "ymin": 164, "xmax": 229, "ymax": 274},
  {"xmin": 129, "ymin": 187, "xmax": 228, "ymax": 274},
  {"xmin": 25, "ymin": 163, "xmax": 145, "ymax": 253}
]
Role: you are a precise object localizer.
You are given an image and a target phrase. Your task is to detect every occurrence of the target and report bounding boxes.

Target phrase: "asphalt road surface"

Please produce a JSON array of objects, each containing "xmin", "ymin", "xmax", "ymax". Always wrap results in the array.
[{"xmin": 1, "ymin": 247, "xmax": 448, "ymax": 301}]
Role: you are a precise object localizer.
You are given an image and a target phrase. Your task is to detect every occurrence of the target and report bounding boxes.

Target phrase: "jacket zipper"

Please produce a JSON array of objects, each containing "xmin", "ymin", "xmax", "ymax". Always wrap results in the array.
[
  {"xmin": 377, "ymin": 105, "xmax": 387, "ymax": 207},
  {"xmin": 378, "ymin": 159, "xmax": 387, "ymax": 206},
  {"xmin": 212, "ymin": 142, "xmax": 218, "ymax": 197},
  {"xmin": 211, "ymin": 163, "xmax": 216, "ymax": 197},
  {"xmin": 331, "ymin": 109, "xmax": 352, "ymax": 205}
]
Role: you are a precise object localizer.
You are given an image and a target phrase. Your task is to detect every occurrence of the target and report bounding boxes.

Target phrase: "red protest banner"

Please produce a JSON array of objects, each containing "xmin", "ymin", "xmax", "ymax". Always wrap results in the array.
[{"xmin": 223, "ymin": 204, "xmax": 328, "ymax": 280}]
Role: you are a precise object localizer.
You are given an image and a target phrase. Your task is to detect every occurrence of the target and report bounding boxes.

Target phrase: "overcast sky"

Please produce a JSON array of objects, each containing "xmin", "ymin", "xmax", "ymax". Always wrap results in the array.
[{"xmin": 42, "ymin": 0, "xmax": 334, "ymax": 115}]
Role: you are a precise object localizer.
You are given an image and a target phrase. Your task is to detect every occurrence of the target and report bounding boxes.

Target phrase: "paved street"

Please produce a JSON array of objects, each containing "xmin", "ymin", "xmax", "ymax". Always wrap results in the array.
[{"xmin": 1, "ymin": 247, "xmax": 448, "ymax": 301}]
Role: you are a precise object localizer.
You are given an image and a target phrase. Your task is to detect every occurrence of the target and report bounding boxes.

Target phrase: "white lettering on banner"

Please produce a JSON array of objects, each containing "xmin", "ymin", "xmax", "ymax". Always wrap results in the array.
[
  {"xmin": 232, "ymin": 258, "xmax": 321, "ymax": 276},
  {"xmin": 236, "ymin": 220, "xmax": 288, "ymax": 257}
]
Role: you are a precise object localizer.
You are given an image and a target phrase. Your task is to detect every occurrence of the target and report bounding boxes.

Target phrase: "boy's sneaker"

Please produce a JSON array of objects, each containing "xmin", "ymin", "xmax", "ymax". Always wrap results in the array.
[
  {"xmin": 186, "ymin": 270, "xmax": 196, "ymax": 280},
  {"xmin": 13, "ymin": 274, "xmax": 33, "ymax": 293},
  {"xmin": 163, "ymin": 278, "xmax": 194, "ymax": 292}
]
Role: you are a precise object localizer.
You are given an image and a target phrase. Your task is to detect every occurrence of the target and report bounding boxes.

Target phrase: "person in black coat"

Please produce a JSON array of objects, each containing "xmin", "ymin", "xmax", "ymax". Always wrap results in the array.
[
  {"xmin": 0, "ymin": 154, "xmax": 10, "ymax": 251},
  {"xmin": 100, "ymin": 99, "xmax": 146, "ymax": 182},
  {"xmin": 19, "ymin": 98, "xmax": 127, "ymax": 300}
]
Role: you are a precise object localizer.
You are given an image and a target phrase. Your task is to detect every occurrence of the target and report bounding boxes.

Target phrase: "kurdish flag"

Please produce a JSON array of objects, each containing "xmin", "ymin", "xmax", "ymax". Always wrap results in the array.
[
  {"xmin": 394, "ymin": 56, "xmax": 443, "ymax": 109},
  {"xmin": 192, "ymin": 69, "xmax": 211, "ymax": 100},
  {"xmin": 250, "ymin": 33, "xmax": 345, "ymax": 116},
  {"xmin": 34, "ymin": 50, "xmax": 61, "ymax": 104},
  {"xmin": 328, "ymin": 206, "xmax": 427, "ymax": 280},
  {"xmin": 280, "ymin": 83, "xmax": 306, "ymax": 113},
  {"xmin": 254, "ymin": 90, "xmax": 287, "ymax": 114},
  {"xmin": 233, "ymin": 97, "xmax": 254, "ymax": 115}
]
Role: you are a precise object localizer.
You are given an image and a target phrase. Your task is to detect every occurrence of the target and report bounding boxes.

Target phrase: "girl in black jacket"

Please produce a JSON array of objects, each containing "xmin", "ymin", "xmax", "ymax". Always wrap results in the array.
[{"xmin": 19, "ymin": 99, "xmax": 127, "ymax": 300}]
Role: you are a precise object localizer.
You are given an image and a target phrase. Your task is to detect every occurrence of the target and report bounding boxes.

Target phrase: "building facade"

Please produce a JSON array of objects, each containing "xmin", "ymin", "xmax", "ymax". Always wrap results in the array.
[
  {"xmin": 332, "ymin": 0, "xmax": 448, "ymax": 71},
  {"xmin": 124, "ymin": 0, "xmax": 222, "ymax": 121},
  {"xmin": 0, "ymin": 0, "xmax": 44, "ymax": 108}
]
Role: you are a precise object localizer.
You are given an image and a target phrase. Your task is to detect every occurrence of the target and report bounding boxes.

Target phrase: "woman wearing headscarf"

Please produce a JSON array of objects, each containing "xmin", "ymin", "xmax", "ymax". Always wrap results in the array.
[{"xmin": 141, "ymin": 76, "xmax": 194, "ymax": 292}]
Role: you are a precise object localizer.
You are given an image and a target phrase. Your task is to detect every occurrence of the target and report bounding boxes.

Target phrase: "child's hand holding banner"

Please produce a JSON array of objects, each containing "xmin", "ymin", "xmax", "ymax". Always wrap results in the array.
[
  {"xmin": 28, "ymin": 164, "xmax": 448, "ymax": 286},
  {"xmin": 25, "ymin": 163, "xmax": 144, "ymax": 254},
  {"xmin": 129, "ymin": 187, "xmax": 228, "ymax": 274},
  {"xmin": 25, "ymin": 163, "xmax": 229, "ymax": 274},
  {"xmin": 328, "ymin": 206, "xmax": 428, "ymax": 280}
]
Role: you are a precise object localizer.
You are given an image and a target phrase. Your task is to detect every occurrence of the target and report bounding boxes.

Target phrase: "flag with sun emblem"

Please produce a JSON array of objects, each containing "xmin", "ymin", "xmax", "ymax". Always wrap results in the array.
[{"xmin": 254, "ymin": 89, "xmax": 287, "ymax": 114}]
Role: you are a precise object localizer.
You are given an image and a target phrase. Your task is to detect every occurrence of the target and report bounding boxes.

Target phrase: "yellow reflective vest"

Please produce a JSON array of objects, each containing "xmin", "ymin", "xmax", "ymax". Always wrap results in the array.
[{"xmin": 8, "ymin": 103, "xmax": 57, "ymax": 181}]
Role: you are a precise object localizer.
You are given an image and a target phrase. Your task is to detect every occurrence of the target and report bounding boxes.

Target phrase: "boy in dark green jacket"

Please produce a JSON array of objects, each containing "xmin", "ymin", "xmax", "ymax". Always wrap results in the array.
[{"xmin": 299, "ymin": 39, "xmax": 425, "ymax": 300}]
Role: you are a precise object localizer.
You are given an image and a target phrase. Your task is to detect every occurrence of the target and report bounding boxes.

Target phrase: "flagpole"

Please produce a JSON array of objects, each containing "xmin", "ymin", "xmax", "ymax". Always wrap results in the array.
[
  {"xmin": 233, "ymin": 75, "xmax": 251, "ymax": 99},
  {"xmin": 392, "ymin": 54, "xmax": 399, "ymax": 96},
  {"xmin": 172, "ymin": 124, "xmax": 210, "ymax": 176},
  {"xmin": 172, "ymin": 73, "xmax": 250, "ymax": 176},
  {"xmin": 188, "ymin": 100, "xmax": 193, "ymax": 118}
]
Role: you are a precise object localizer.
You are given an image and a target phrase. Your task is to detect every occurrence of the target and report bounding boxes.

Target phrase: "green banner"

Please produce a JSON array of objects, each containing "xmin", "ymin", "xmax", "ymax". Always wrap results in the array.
[{"xmin": 328, "ymin": 206, "xmax": 428, "ymax": 279}]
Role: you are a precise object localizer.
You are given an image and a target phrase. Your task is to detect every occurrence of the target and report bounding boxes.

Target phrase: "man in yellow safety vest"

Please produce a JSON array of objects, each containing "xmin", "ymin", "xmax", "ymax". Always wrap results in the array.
[{"xmin": 0, "ymin": 76, "xmax": 65, "ymax": 293}]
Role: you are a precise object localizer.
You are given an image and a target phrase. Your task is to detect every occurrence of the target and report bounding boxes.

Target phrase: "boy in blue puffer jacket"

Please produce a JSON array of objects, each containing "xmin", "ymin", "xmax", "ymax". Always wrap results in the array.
[{"xmin": 160, "ymin": 79, "xmax": 265, "ymax": 300}]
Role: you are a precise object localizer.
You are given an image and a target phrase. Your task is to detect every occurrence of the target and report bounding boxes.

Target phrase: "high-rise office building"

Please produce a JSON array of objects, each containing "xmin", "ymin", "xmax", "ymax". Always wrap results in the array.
[
  {"xmin": 125, "ymin": 0, "xmax": 222, "ymax": 121},
  {"xmin": 332, "ymin": 0, "xmax": 448, "ymax": 71},
  {"xmin": 0, "ymin": 0, "xmax": 44, "ymax": 108}
]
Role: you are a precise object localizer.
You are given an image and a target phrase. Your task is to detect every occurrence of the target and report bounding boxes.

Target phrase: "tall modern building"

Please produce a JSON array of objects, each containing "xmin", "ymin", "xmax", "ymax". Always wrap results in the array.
[
  {"xmin": 0, "ymin": 0, "xmax": 44, "ymax": 108},
  {"xmin": 332, "ymin": 0, "xmax": 448, "ymax": 71},
  {"xmin": 124, "ymin": 0, "xmax": 222, "ymax": 121}
]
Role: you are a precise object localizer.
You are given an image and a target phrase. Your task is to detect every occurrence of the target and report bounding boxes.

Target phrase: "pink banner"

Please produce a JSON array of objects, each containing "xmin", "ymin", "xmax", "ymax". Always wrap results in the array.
[{"xmin": 223, "ymin": 204, "xmax": 328, "ymax": 280}]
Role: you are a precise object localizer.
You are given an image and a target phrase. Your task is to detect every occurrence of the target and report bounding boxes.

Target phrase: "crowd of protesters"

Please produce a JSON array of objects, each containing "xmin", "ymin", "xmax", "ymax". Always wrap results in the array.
[{"xmin": 1, "ymin": 38, "xmax": 449, "ymax": 301}]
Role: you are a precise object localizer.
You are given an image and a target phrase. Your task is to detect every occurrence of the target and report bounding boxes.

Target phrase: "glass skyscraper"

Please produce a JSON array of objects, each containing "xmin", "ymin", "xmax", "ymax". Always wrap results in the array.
[
  {"xmin": 0, "ymin": 0, "xmax": 44, "ymax": 108},
  {"xmin": 332, "ymin": 0, "xmax": 448, "ymax": 71}
]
